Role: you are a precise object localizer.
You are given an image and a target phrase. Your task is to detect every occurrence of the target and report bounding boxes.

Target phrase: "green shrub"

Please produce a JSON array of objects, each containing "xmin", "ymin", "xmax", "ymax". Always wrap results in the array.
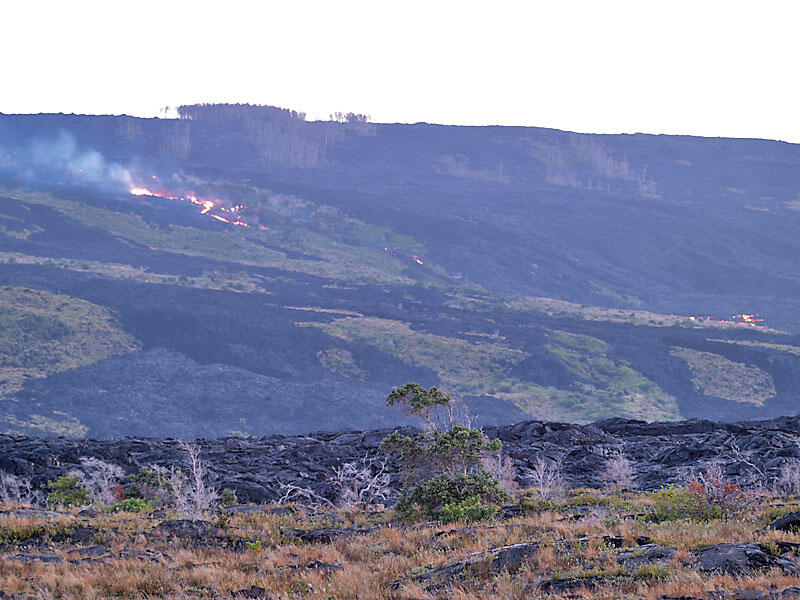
[
  {"xmin": 127, "ymin": 467, "xmax": 165, "ymax": 501},
  {"xmin": 568, "ymin": 492, "xmax": 607, "ymax": 507},
  {"xmin": 220, "ymin": 488, "xmax": 238, "ymax": 507},
  {"xmin": 110, "ymin": 498, "xmax": 151, "ymax": 513},
  {"xmin": 647, "ymin": 466, "xmax": 759, "ymax": 522},
  {"xmin": 519, "ymin": 494, "xmax": 561, "ymax": 513},
  {"xmin": 43, "ymin": 476, "xmax": 91, "ymax": 507},
  {"xmin": 0, "ymin": 524, "xmax": 43, "ymax": 545},
  {"xmin": 396, "ymin": 471, "xmax": 507, "ymax": 520},
  {"xmin": 646, "ymin": 484, "xmax": 720, "ymax": 522},
  {"xmin": 381, "ymin": 383, "xmax": 508, "ymax": 522},
  {"xmin": 439, "ymin": 496, "xmax": 498, "ymax": 524}
]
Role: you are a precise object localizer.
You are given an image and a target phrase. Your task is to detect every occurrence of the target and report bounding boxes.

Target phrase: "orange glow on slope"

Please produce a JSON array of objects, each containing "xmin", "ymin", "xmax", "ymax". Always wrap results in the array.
[
  {"xmin": 719, "ymin": 313, "xmax": 764, "ymax": 327},
  {"xmin": 129, "ymin": 184, "xmax": 254, "ymax": 228}
]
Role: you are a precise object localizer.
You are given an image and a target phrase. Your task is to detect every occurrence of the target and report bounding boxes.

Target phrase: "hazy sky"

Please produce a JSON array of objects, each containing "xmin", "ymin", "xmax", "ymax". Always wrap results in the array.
[{"xmin": 4, "ymin": 1, "xmax": 799, "ymax": 142}]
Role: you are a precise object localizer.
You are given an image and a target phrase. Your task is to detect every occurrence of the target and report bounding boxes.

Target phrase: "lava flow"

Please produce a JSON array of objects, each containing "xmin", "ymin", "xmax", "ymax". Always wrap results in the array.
[{"xmin": 129, "ymin": 186, "xmax": 250, "ymax": 228}]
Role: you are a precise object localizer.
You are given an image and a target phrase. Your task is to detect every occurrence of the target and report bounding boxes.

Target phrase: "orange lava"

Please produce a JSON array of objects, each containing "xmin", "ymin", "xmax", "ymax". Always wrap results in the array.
[{"xmin": 129, "ymin": 184, "xmax": 254, "ymax": 228}]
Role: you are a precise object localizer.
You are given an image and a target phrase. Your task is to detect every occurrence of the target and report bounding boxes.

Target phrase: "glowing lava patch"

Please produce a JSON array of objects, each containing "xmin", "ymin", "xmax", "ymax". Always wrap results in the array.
[{"xmin": 129, "ymin": 185, "xmax": 252, "ymax": 228}]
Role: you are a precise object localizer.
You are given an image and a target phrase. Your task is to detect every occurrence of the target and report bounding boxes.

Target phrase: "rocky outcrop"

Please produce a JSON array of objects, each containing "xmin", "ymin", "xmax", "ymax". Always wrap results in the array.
[
  {"xmin": 390, "ymin": 540, "xmax": 541, "ymax": 590},
  {"xmin": 695, "ymin": 543, "xmax": 800, "ymax": 576},
  {"xmin": 3, "ymin": 416, "xmax": 800, "ymax": 503},
  {"xmin": 768, "ymin": 512, "xmax": 800, "ymax": 532}
]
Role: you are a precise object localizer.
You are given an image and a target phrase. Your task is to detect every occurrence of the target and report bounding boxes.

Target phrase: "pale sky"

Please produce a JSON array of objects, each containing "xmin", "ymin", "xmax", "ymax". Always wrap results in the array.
[{"xmin": 3, "ymin": 1, "xmax": 799, "ymax": 142}]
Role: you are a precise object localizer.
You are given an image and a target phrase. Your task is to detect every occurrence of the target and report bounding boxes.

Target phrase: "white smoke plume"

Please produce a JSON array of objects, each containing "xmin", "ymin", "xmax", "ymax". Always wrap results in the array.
[{"xmin": 29, "ymin": 130, "xmax": 133, "ymax": 189}]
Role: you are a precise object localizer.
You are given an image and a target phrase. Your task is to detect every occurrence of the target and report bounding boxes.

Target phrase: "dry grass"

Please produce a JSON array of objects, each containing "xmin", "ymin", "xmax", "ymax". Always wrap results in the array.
[{"xmin": 1, "ymin": 490, "xmax": 800, "ymax": 599}]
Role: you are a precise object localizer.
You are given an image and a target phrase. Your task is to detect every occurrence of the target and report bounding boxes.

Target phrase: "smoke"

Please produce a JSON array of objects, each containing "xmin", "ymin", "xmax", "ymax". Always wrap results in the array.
[{"xmin": 28, "ymin": 130, "xmax": 133, "ymax": 189}]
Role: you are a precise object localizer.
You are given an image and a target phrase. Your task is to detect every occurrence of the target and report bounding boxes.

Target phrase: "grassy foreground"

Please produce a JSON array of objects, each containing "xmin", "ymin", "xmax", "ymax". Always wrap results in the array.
[{"xmin": 3, "ymin": 488, "xmax": 800, "ymax": 599}]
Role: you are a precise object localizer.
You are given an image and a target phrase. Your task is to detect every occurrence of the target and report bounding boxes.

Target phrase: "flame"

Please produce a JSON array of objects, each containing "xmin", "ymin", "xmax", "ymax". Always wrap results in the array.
[{"xmin": 129, "ymin": 182, "xmax": 256, "ymax": 229}]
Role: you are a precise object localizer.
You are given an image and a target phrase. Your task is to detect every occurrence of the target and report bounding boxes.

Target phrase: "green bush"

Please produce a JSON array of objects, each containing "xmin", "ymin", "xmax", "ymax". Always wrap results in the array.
[
  {"xmin": 382, "ymin": 383, "xmax": 508, "ymax": 522},
  {"xmin": 220, "ymin": 488, "xmax": 238, "ymax": 507},
  {"xmin": 646, "ymin": 484, "xmax": 721, "ymax": 522},
  {"xmin": 43, "ymin": 475, "xmax": 91, "ymax": 507},
  {"xmin": 127, "ymin": 467, "xmax": 165, "ymax": 501},
  {"xmin": 439, "ymin": 496, "xmax": 498, "ymax": 524},
  {"xmin": 110, "ymin": 498, "xmax": 151, "ymax": 513},
  {"xmin": 0, "ymin": 524, "xmax": 43, "ymax": 545},
  {"xmin": 396, "ymin": 471, "xmax": 508, "ymax": 520},
  {"xmin": 519, "ymin": 494, "xmax": 561, "ymax": 513}
]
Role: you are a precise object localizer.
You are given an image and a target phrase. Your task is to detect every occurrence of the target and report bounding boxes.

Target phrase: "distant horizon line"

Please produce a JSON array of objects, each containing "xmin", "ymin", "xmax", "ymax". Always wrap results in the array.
[{"xmin": 0, "ymin": 107, "xmax": 797, "ymax": 146}]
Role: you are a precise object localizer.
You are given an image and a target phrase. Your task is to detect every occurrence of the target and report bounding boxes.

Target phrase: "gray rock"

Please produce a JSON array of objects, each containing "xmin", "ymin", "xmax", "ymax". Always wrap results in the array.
[
  {"xmin": 153, "ymin": 519, "xmax": 218, "ymax": 540},
  {"xmin": 696, "ymin": 543, "xmax": 800, "ymax": 576},
  {"xmin": 2, "ymin": 552, "xmax": 62, "ymax": 563},
  {"xmin": 618, "ymin": 543, "xmax": 679, "ymax": 569},
  {"xmin": 768, "ymin": 512, "xmax": 800, "ymax": 532},
  {"xmin": 4, "ymin": 415, "xmax": 800, "ymax": 503},
  {"xmin": 390, "ymin": 541, "xmax": 539, "ymax": 589}
]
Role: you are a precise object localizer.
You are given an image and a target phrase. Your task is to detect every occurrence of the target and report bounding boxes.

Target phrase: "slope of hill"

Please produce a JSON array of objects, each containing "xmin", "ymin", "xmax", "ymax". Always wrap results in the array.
[{"xmin": 0, "ymin": 106, "xmax": 798, "ymax": 437}]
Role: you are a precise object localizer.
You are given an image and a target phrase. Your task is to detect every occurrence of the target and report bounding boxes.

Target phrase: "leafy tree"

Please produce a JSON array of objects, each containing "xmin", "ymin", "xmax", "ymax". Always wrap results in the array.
[
  {"xmin": 381, "ymin": 383, "xmax": 507, "ymax": 520},
  {"xmin": 43, "ymin": 475, "xmax": 91, "ymax": 507}
]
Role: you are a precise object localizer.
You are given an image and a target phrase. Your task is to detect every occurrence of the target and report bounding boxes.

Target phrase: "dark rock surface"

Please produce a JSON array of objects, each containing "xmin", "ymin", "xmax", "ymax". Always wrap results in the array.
[
  {"xmin": 2, "ymin": 552, "xmax": 62, "ymax": 564},
  {"xmin": 617, "ymin": 543, "xmax": 679, "ymax": 569},
  {"xmin": 696, "ymin": 543, "xmax": 800, "ymax": 576},
  {"xmin": 660, "ymin": 590, "xmax": 800, "ymax": 600},
  {"xmin": 768, "ymin": 512, "xmax": 800, "ymax": 532},
  {"xmin": 3, "ymin": 415, "xmax": 800, "ymax": 503},
  {"xmin": 390, "ymin": 540, "xmax": 540, "ymax": 590}
]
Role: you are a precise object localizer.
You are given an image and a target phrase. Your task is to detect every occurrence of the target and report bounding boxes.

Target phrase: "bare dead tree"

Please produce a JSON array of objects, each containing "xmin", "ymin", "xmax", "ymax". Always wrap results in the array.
[
  {"xmin": 529, "ymin": 455, "xmax": 564, "ymax": 501},
  {"xmin": 71, "ymin": 457, "xmax": 125, "ymax": 506},
  {"xmin": 599, "ymin": 454, "xmax": 637, "ymax": 491},
  {"xmin": 729, "ymin": 440, "xmax": 770, "ymax": 491},
  {"xmin": 0, "ymin": 471, "xmax": 43, "ymax": 506},
  {"xmin": 151, "ymin": 442, "xmax": 219, "ymax": 519},
  {"xmin": 776, "ymin": 459, "xmax": 800, "ymax": 497},
  {"xmin": 482, "ymin": 454, "xmax": 518, "ymax": 493},
  {"xmin": 278, "ymin": 483, "xmax": 336, "ymax": 509},
  {"xmin": 330, "ymin": 455, "xmax": 392, "ymax": 507}
]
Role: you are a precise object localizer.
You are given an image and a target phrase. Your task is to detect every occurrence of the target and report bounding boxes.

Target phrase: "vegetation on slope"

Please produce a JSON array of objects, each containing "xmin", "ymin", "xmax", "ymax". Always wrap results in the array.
[
  {"xmin": 0, "ymin": 286, "xmax": 139, "ymax": 435},
  {"xmin": 2, "ymin": 188, "xmax": 441, "ymax": 286},
  {"xmin": 301, "ymin": 317, "xmax": 680, "ymax": 423},
  {"xmin": 3, "ymin": 469, "xmax": 800, "ymax": 598},
  {"xmin": 671, "ymin": 347, "xmax": 776, "ymax": 405}
]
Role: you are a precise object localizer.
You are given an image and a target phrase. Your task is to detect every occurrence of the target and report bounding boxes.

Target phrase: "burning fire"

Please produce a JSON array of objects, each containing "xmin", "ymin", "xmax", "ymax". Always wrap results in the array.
[
  {"xmin": 684, "ymin": 313, "xmax": 766, "ymax": 327},
  {"xmin": 128, "ymin": 185, "xmax": 252, "ymax": 228},
  {"xmin": 383, "ymin": 247, "xmax": 426, "ymax": 267},
  {"xmin": 720, "ymin": 314, "xmax": 764, "ymax": 326}
]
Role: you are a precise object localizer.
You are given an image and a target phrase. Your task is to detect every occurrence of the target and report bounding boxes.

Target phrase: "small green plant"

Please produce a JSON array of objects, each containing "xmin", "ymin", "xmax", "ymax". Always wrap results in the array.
[
  {"xmin": 43, "ymin": 475, "xmax": 91, "ymax": 507},
  {"xmin": 127, "ymin": 467, "xmax": 164, "ymax": 501},
  {"xmin": 519, "ymin": 494, "xmax": 561, "ymax": 513},
  {"xmin": 647, "ymin": 465, "xmax": 759, "ymax": 522},
  {"xmin": 631, "ymin": 564, "xmax": 670, "ymax": 581},
  {"xmin": 245, "ymin": 540, "xmax": 263, "ymax": 553},
  {"xmin": 646, "ymin": 484, "xmax": 718, "ymax": 522},
  {"xmin": 439, "ymin": 496, "xmax": 498, "ymax": 524},
  {"xmin": 0, "ymin": 524, "xmax": 43, "ymax": 545},
  {"xmin": 220, "ymin": 488, "xmax": 238, "ymax": 507},
  {"xmin": 110, "ymin": 497, "xmax": 151, "ymax": 513}
]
